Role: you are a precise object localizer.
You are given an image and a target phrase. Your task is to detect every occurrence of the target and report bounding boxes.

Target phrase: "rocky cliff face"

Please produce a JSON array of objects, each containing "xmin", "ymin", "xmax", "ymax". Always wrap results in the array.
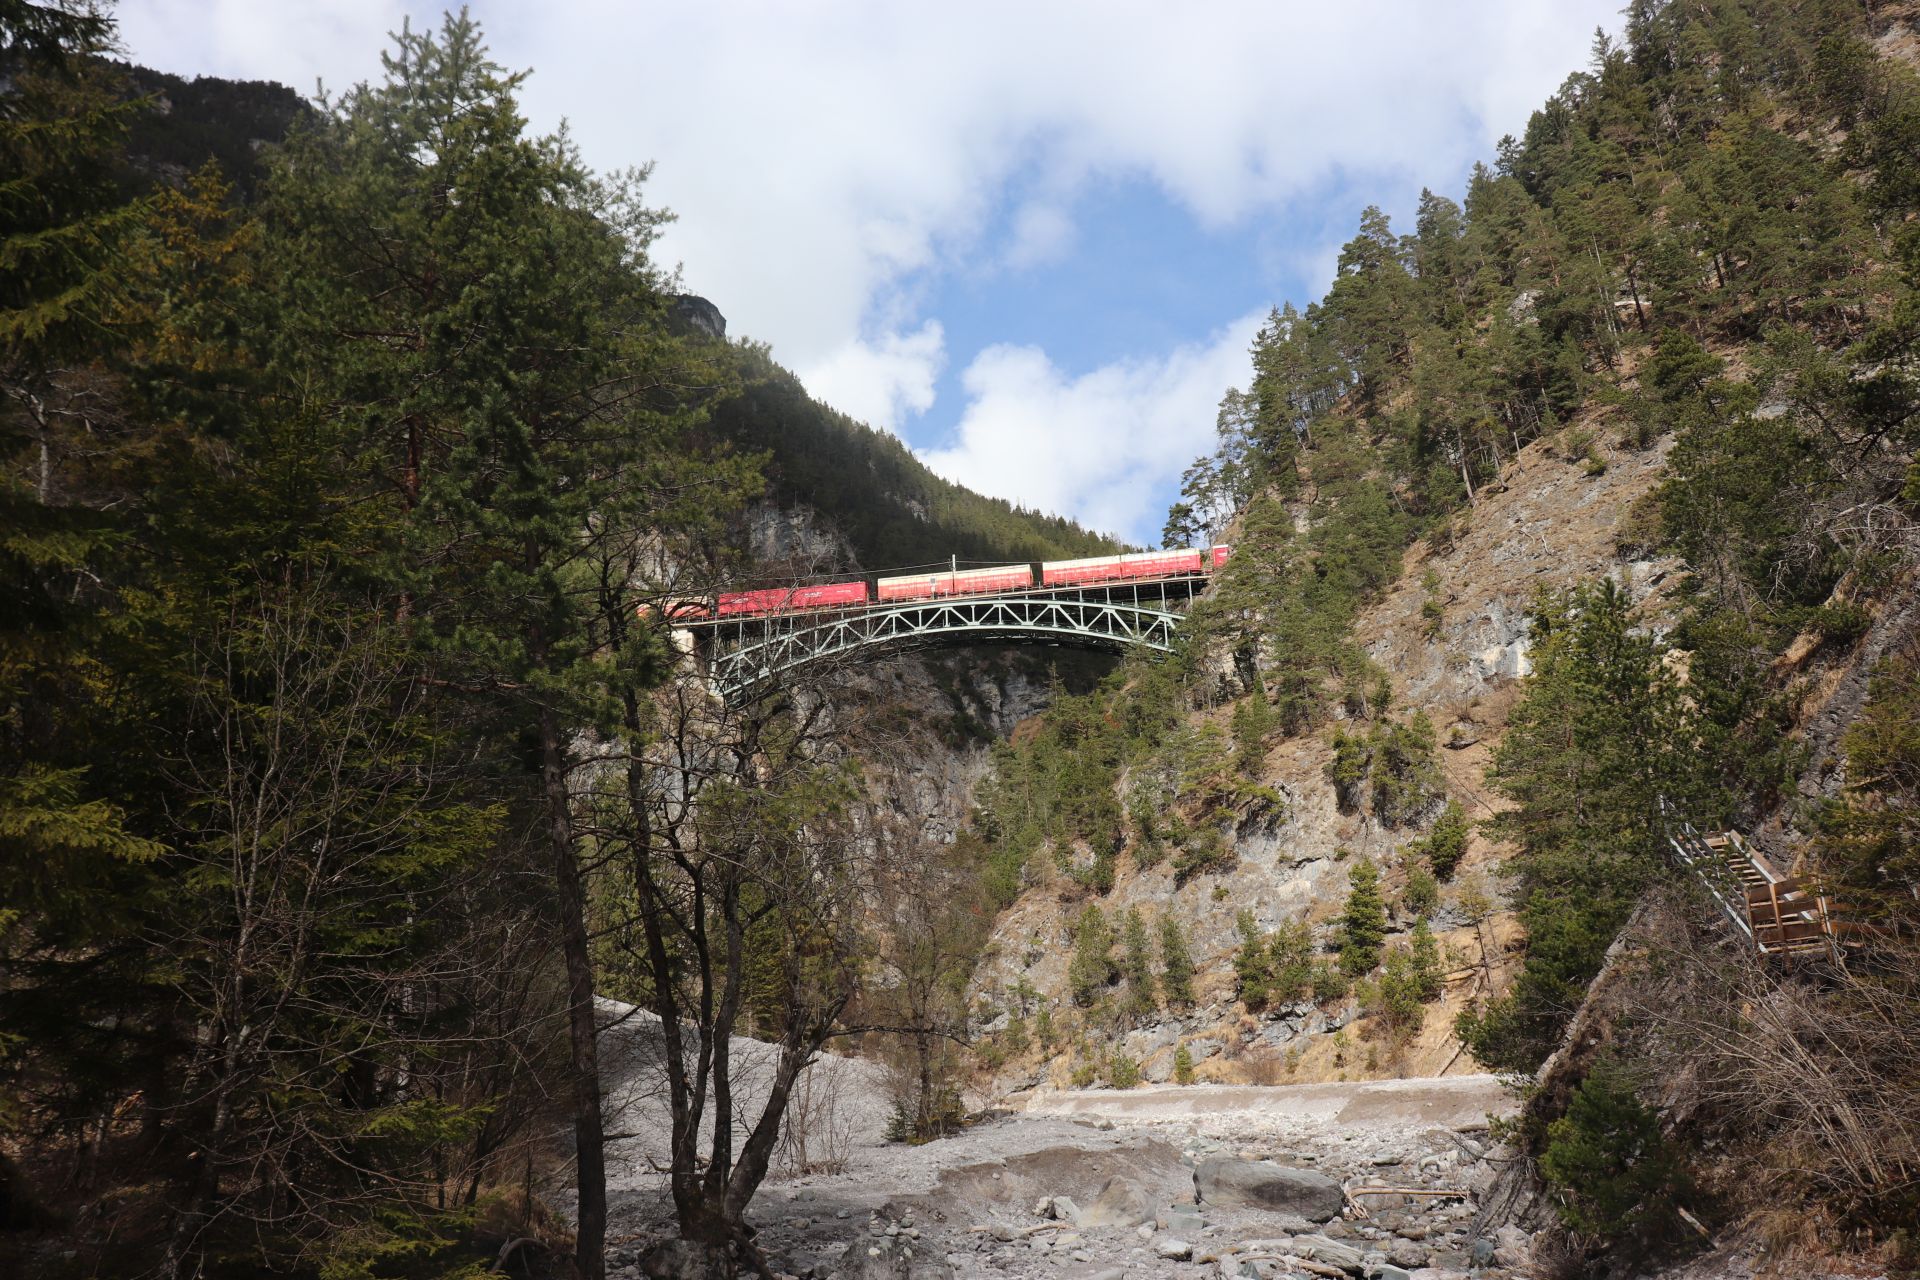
[
  {"xmin": 667, "ymin": 293, "xmax": 727, "ymax": 342},
  {"xmin": 966, "ymin": 424, "xmax": 1684, "ymax": 1095}
]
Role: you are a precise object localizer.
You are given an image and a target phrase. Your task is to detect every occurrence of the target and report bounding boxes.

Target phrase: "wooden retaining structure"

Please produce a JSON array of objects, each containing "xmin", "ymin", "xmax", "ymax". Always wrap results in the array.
[{"xmin": 1662, "ymin": 805, "xmax": 1862, "ymax": 961}]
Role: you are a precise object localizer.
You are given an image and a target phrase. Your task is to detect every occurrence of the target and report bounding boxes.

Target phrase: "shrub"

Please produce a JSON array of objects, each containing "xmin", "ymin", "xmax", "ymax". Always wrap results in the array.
[
  {"xmin": 1173, "ymin": 825, "xmax": 1234, "ymax": 883},
  {"xmin": 1108, "ymin": 1054, "xmax": 1142, "ymax": 1089},
  {"xmin": 1416, "ymin": 799, "xmax": 1471, "ymax": 879},
  {"xmin": 1311, "ymin": 961, "xmax": 1351, "ymax": 1003},
  {"xmin": 1538, "ymin": 1056, "xmax": 1684, "ymax": 1240},
  {"xmin": 1172, "ymin": 1044, "xmax": 1195, "ymax": 1085},
  {"xmin": 1002, "ymin": 1015, "xmax": 1029, "ymax": 1056},
  {"xmin": 1810, "ymin": 599, "xmax": 1871, "ymax": 645},
  {"xmin": 1404, "ymin": 864, "xmax": 1439, "ymax": 916}
]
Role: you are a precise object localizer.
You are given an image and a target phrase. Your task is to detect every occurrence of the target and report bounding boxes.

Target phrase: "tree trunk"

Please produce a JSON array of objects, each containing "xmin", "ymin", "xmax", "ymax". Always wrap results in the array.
[{"xmin": 540, "ymin": 707, "xmax": 606, "ymax": 1280}]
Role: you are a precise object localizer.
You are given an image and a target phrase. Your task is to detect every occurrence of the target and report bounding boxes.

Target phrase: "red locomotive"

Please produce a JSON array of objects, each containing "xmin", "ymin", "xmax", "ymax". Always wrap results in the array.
[{"xmin": 648, "ymin": 545, "xmax": 1231, "ymax": 623}]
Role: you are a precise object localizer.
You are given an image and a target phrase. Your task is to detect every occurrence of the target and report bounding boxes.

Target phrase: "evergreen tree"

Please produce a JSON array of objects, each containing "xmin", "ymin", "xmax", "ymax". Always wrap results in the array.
[
  {"xmin": 1231, "ymin": 669, "xmax": 1278, "ymax": 776},
  {"xmin": 1120, "ymin": 907, "xmax": 1157, "ymax": 1020},
  {"xmin": 1538, "ymin": 1057, "xmax": 1683, "ymax": 1240},
  {"xmin": 1459, "ymin": 582, "xmax": 1694, "ymax": 1073},
  {"xmin": 1408, "ymin": 919, "xmax": 1444, "ymax": 1002},
  {"xmin": 1068, "ymin": 905, "xmax": 1115, "ymax": 1007},
  {"xmin": 1339, "ymin": 858, "xmax": 1389, "ymax": 977},
  {"xmin": 1158, "ymin": 914, "xmax": 1195, "ymax": 1007},
  {"xmin": 1267, "ymin": 919, "xmax": 1315, "ymax": 1004},
  {"xmin": 1417, "ymin": 799, "xmax": 1472, "ymax": 879},
  {"xmin": 1234, "ymin": 908, "xmax": 1269, "ymax": 1009}
]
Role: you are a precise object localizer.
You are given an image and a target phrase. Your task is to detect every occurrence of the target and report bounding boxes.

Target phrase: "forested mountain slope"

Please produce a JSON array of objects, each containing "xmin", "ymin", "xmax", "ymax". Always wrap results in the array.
[
  {"xmin": 96, "ymin": 57, "xmax": 1117, "ymax": 576},
  {"xmin": 940, "ymin": 2, "xmax": 1920, "ymax": 1275}
]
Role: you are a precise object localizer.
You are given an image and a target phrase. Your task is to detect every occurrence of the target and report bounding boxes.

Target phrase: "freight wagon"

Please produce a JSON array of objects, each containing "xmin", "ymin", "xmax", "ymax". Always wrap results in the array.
[
  {"xmin": 875, "ymin": 563, "xmax": 1034, "ymax": 602},
  {"xmin": 1040, "ymin": 548, "xmax": 1204, "ymax": 587},
  {"xmin": 713, "ymin": 580, "xmax": 868, "ymax": 617}
]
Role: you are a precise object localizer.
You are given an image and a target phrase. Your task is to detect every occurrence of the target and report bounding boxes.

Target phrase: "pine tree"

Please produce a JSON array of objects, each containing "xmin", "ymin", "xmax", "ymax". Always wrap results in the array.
[
  {"xmin": 1408, "ymin": 919, "xmax": 1444, "ymax": 1002},
  {"xmin": 1460, "ymin": 581, "xmax": 1694, "ymax": 1073},
  {"xmin": 250, "ymin": 18, "xmax": 736, "ymax": 1272},
  {"xmin": 1158, "ymin": 914, "xmax": 1195, "ymax": 1007},
  {"xmin": 1120, "ymin": 908, "xmax": 1157, "ymax": 1020},
  {"xmin": 1267, "ymin": 919, "xmax": 1315, "ymax": 1004},
  {"xmin": 1340, "ymin": 858, "xmax": 1389, "ymax": 977},
  {"xmin": 1231, "ymin": 669, "xmax": 1278, "ymax": 776},
  {"xmin": 1234, "ymin": 909, "xmax": 1270, "ymax": 1009},
  {"xmin": 1068, "ymin": 906, "xmax": 1115, "ymax": 1007}
]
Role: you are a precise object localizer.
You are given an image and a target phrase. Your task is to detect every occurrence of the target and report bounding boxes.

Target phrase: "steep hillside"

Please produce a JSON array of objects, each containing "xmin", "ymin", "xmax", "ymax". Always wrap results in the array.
[
  {"xmin": 944, "ymin": 3, "xmax": 1920, "ymax": 1276},
  {"xmin": 967, "ymin": 417, "xmax": 1681, "ymax": 1093}
]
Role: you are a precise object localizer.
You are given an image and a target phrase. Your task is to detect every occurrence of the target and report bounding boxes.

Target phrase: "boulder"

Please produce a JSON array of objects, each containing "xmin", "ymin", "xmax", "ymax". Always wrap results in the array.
[
  {"xmin": 1155, "ymin": 1237, "xmax": 1194, "ymax": 1260},
  {"xmin": 1158, "ymin": 1205, "xmax": 1205, "ymax": 1235},
  {"xmin": 1492, "ymin": 1224, "xmax": 1532, "ymax": 1269},
  {"xmin": 834, "ymin": 1235, "xmax": 955, "ymax": 1279},
  {"xmin": 1076, "ymin": 1175, "xmax": 1154, "ymax": 1228},
  {"xmin": 1194, "ymin": 1158, "xmax": 1344, "ymax": 1221},
  {"xmin": 1387, "ymin": 1240, "xmax": 1431, "ymax": 1268}
]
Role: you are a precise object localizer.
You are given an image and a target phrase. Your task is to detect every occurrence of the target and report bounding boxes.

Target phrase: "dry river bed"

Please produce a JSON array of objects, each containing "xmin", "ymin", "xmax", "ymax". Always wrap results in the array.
[{"xmin": 602, "ymin": 1070, "xmax": 1535, "ymax": 1279}]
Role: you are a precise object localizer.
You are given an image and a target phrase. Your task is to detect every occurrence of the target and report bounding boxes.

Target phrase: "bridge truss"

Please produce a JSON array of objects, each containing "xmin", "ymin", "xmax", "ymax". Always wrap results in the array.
[{"xmin": 692, "ymin": 581, "xmax": 1199, "ymax": 704}]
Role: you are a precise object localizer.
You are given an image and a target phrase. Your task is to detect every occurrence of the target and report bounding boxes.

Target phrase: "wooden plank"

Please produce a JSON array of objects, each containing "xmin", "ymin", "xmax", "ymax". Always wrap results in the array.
[{"xmin": 1758, "ymin": 922, "xmax": 1830, "ymax": 945}]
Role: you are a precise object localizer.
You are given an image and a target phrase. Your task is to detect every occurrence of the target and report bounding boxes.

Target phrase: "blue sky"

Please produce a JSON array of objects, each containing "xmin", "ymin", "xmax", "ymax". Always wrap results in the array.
[{"xmin": 117, "ymin": 0, "xmax": 1621, "ymax": 546}]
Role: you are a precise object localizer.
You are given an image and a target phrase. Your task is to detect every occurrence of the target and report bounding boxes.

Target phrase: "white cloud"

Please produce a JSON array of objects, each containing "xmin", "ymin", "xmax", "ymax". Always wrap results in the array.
[
  {"xmin": 532, "ymin": 1, "xmax": 1615, "ymax": 372},
  {"xmin": 120, "ymin": 1, "xmax": 1616, "ymax": 361},
  {"xmin": 920, "ymin": 312, "xmax": 1264, "ymax": 544},
  {"xmin": 799, "ymin": 322, "xmax": 946, "ymax": 435},
  {"xmin": 114, "ymin": 1, "xmax": 1618, "ymax": 533}
]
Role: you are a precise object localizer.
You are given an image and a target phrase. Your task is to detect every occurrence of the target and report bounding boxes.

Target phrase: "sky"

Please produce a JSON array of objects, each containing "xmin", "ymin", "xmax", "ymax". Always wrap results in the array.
[{"xmin": 115, "ymin": 0, "xmax": 1621, "ymax": 546}]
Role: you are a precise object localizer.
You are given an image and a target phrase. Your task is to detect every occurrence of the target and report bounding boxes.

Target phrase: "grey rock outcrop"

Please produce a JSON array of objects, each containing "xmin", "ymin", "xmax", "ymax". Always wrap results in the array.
[{"xmin": 666, "ymin": 294, "xmax": 726, "ymax": 341}]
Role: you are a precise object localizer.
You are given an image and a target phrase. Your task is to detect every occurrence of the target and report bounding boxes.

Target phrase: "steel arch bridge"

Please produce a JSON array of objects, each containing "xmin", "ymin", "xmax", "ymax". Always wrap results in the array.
[{"xmin": 691, "ymin": 584, "xmax": 1197, "ymax": 704}]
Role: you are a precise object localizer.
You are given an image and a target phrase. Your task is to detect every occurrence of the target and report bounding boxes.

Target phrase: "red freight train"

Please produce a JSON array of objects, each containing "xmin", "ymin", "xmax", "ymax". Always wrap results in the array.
[{"xmin": 652, "ymin": 545, "xmax": 1230, "ymax": 622}]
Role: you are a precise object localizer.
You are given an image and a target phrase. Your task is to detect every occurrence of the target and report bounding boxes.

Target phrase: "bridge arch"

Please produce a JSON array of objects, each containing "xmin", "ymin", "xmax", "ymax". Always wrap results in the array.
[{"xmin": 702, "ymin": 592, "xmax": 1185, "ymax": 704}]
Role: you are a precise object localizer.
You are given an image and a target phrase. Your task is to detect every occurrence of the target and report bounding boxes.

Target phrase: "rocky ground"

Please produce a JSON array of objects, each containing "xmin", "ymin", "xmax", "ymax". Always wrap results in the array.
[{"xmin": 599, "ymin": 1019, "xmax": 1529, "ymax": 1280}]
